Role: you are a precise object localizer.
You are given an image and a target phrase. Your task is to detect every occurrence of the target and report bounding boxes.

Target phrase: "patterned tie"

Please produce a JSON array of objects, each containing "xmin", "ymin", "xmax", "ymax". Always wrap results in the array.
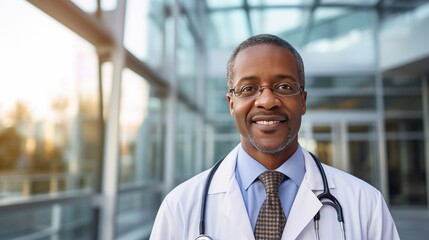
[{"xmin": 254, "ymin": 171, "xmax": 286, "ymax": 240}]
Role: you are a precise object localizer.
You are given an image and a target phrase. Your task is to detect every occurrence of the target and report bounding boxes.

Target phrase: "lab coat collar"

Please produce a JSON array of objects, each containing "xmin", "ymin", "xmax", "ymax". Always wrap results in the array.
[
  {"xmin": 302, "ymin": 148, "xmax": 336, "ymax": 191},
  {"xmin": 207, "ymin": 144, "xmax": 240, "ymax": 194}
]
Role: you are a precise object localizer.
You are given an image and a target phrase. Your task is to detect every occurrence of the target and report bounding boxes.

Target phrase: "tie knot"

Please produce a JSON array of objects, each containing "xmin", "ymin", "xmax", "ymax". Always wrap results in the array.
[{"xmin": 258, "ymin": 171, "xmax": 284, "ymax": 194}]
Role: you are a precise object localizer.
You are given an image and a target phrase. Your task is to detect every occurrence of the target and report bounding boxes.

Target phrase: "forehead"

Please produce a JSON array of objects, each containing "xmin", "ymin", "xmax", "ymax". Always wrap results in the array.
[{"xmin": 233, "ymin": 44, "xmax": 299, "ymax": 83}]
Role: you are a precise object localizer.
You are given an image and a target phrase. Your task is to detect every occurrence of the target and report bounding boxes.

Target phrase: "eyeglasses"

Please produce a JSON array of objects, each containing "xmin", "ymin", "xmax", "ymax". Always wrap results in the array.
[{"xmin": 229, "ymin": 81, "xmax": 303, "ymax": 98}]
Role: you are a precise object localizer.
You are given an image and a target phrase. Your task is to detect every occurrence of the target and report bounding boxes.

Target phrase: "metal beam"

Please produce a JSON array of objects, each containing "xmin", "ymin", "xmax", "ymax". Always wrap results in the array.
[
  {"xmin": 0, "ymin": 192, "xmax": 95, "ymax": 213},
  {"xmin": 207, "ymin": 2, "xmax": 420, "ymax": 12},
  {"xmin": 27, "ymin": 0, "xmax": 114, "ymax": 47}
]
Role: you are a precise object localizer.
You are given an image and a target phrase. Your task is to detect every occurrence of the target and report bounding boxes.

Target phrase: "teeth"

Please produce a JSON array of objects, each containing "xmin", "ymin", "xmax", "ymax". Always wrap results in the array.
[{"xmin": 256, "ymin": 121, "xmax": 280, "ymax": 125}]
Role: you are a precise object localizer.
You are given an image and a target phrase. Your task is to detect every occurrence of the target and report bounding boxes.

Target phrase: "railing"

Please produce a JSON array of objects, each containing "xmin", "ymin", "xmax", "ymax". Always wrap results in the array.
[{"xmin": 0, "ymin": 173, "xmax": 96, "ymax": 203}]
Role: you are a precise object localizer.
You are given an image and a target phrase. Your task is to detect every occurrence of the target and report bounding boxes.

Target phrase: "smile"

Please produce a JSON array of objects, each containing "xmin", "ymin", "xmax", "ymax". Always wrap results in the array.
[{"xmin": 256, "ymin": 120, "xmax": 281, "ymax": 125}]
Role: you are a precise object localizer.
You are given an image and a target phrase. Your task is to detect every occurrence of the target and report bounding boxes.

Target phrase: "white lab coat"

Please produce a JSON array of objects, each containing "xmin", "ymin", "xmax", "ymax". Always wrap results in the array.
[{"xmin": 150, "ymin": 145, "xmax": 400, "ymax": 240}]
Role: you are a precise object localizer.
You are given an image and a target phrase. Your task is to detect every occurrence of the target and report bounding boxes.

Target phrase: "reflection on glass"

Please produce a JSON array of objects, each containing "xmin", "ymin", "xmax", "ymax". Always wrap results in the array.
[
  {"xmin": 307, "ymin": 96, "xmax": 376, "ymax": 110},
  {"xmin": 0, "ymin": 1, "xmax": 100, "ymax": 202},
  {"xmin": 250, "ymin": 9, "xmax": 305, "ymax": 34},
  {"xmin": 117, "ymin": 190, "xmax": 162, "ymax": 238},
  {"xmin": 0, "ymin": 202, "xmax": 95, "ymax": 239},
  {"xmin": 175, "ymin": 103, "xmax": 197, "ymax": 184},
  {"xmin": 249, "ymin": 0, "xmax": 314, "ymax": 5},
  {"xmin": 312, "ymin": 125, "xmax": 333, "ymax": 165},
  {"xmin": 307, "ymin": 76, "xmax": 375, "ymax": 88},
  {"xmin": 207, "ymin": 0, "xmax": 243, "ymax": 8},
  {"xmin": 384, "ymin": 96, "xmax": 422, "ymax": 111},
  {"xmin": 119, "ymin": 69, "xmax": 164, "ymax": 186},
  {"xmin": 348, "ymin": 124, "xmax": 378, "ymax": 187},
  {"xmin": 124, "ymin": 0, "xmax": 164, "ymax": 69},
  {"xmin": 321, "ymin": 0, "xmax": 377, "ymax": 4},
  {"xmin": 388, "ymin": 140, "xmax": 426, "ymax": 205},
  {"xmin": 208, "ymin": 10, "xmax": 250, "ymax": 49},
  {"xmin": 178, "ymin": 17, "xmax": 197, "ymax": 98}
]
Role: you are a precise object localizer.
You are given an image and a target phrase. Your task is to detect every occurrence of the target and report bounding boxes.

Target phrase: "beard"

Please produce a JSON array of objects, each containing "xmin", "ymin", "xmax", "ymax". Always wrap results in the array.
[{"xmin": 249, "ymin": 128, "xmax": 294, "ymax": 154}]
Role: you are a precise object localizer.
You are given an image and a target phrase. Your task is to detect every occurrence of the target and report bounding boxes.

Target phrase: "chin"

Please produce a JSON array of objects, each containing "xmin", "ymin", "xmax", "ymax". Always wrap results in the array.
[{"xmin": 250, "ymin": 137, "xmax": 292, "ymax": 155}]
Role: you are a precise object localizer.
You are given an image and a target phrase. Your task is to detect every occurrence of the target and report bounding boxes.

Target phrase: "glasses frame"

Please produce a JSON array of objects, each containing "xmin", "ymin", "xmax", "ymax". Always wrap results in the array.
[{"xmin": 228, "ymin": 81, "xmax": 304, "ymax": 98}]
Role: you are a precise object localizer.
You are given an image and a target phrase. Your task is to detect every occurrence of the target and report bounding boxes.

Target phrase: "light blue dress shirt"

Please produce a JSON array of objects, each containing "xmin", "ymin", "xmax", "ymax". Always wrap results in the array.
[{"xmin": 235, "ymin": 145, "xmax": 306, "ymax": 230}]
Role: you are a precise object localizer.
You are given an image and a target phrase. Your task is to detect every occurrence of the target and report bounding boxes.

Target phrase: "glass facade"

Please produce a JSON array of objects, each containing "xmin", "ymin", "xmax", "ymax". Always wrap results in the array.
[{"xmin": 0, "ymin": 0, "xmax": 429, "ymax": 239}]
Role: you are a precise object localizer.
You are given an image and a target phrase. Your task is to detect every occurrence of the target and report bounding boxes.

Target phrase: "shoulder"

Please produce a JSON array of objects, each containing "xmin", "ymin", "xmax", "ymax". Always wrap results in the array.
[
  {"xmin": 323, "ymin": 164, "xmax": 385, "ymax": 207},
  {"xmin": 163, "ymin": 169, "xmax": 211, "ymax": 206}
]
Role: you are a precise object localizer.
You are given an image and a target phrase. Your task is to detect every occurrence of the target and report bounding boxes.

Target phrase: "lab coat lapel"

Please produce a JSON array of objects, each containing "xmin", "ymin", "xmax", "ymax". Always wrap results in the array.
[
  {"xmin": 221, "ymin": 175, "xmax": 255, "ymax": 239},
  {"xmin": 281, "ymin": 149, "xmax": 325, "ymax": 240},
  {"xmin": 282, "ymin": 179, "xmax": 322, "ymax": 239},
  {"xmin": 209, "ymin": 145, "xmax": 254, "ymax": 239}
]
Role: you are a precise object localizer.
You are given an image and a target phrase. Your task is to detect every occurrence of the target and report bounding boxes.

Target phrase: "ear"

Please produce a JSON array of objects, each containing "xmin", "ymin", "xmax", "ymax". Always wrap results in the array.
[
  {"xmin": 301, "ymin": 91, "xmax": 307, "ymax": 115},
  {"xmin": 226, "ymin": 93, "xmax": 234, "ymax": 116}
]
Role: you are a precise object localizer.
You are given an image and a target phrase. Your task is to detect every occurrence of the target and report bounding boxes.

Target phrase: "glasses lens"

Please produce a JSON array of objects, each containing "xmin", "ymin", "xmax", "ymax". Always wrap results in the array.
[
  {"xmin": 235, "ymin": 84, "xmax": 259, "ymax": 97},
  {"xmin": 232, "ymin": 82, "xmax": 301, "ymax": 98},
  {"xmin": 273, "ymin": 82, "xmax": 300, "ymax": 96}
]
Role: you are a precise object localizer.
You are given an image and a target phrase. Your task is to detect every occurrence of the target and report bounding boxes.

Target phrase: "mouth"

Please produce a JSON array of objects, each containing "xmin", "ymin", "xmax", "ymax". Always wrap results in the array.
[
  {"xmin": 251, "ymin": 114, "xmax": 288, "ymax": 132},
  {"xmin": 255, "ymin": 120, "xmax": 281, "ymax": 126}
]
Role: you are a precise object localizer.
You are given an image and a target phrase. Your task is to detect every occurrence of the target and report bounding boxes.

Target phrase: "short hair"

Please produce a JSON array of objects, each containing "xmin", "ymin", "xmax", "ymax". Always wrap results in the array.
[{"xmin": 226, "ymin": 34, "xmax": 305, "ymax": 89}]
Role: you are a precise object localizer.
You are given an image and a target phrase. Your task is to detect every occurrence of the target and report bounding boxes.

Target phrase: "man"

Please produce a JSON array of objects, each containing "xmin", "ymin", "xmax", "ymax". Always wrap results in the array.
[{"xmin": 150, "ymin": 34, "xmax": 399, "ymax": 239}]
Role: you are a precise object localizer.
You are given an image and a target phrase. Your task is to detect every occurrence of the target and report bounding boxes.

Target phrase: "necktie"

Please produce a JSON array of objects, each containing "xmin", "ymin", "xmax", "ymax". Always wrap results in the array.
[{"xmin": 254, "ymin": 171, "xmax": 286, "ymax": 240}]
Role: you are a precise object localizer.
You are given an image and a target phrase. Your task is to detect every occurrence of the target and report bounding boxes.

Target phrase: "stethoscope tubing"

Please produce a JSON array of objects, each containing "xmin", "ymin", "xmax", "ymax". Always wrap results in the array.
[{"xmin": 197, "ymin": 152, "xmax": 345, "ymax": 240}]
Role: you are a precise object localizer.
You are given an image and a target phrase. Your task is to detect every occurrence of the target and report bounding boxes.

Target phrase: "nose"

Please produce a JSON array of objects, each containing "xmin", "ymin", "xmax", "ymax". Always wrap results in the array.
[{"xmin": 254, "ymin": 87, "xmax": 281, "ymax": 109}]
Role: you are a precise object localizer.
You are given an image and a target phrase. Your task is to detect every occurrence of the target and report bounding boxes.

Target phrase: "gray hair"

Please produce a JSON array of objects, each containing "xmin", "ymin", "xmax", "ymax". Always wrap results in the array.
[{"xmin": 226, "ymin": 34, "xmax": 305, "ymax": 89}]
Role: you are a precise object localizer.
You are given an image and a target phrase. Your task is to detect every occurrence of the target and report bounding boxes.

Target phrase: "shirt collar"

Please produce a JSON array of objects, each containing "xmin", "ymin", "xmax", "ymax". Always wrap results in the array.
[{"xmin": 236, "ymin": 145, "xmax": 306, "ymax": 190}]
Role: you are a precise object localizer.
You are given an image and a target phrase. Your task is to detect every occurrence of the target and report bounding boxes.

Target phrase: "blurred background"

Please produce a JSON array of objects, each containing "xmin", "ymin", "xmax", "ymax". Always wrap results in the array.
[{"xmin": 0, "ymin": 0, "xmax": 428, "ymax": 239}]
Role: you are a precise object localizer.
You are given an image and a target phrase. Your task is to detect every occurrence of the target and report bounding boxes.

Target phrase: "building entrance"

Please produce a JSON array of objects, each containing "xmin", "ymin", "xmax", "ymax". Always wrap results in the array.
[{"xmin": 300, "ymin": 112, "xmax": 382, "ymax": 190}]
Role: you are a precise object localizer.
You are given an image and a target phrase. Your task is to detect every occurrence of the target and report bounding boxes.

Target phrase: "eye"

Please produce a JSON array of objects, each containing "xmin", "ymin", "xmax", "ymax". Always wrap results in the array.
[
  {"xmin": 275, "ymin": 83, "xmax": 293, "ymax": 91},
  {"xmin": 240, "ymin": 85, "xmax": 258, "ymax": 93}
]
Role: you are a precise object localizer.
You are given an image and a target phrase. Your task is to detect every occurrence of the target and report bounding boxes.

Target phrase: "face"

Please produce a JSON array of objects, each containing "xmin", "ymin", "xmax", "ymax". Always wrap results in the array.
[{"xmin": 227, "ymin": 44, "xmax": 307, "ymax": 158}]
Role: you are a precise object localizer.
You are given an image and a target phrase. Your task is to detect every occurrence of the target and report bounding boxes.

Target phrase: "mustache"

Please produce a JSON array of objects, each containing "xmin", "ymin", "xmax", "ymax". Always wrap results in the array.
[{"xmin": 249, "ymin": 111, "xmax": 289, "ymax": 121}]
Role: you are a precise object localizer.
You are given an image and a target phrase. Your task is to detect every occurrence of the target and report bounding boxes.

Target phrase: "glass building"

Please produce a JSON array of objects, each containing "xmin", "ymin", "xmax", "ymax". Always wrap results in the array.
[{"xmin": 0, "ymin": 0, "xmax": 428, "ymax": 239}]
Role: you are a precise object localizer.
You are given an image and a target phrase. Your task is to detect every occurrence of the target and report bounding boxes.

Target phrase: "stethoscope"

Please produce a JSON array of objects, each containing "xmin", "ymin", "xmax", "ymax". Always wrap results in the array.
[{"xmin": 195, "ymin": 152, "xmax": 346, "ymax": 240}]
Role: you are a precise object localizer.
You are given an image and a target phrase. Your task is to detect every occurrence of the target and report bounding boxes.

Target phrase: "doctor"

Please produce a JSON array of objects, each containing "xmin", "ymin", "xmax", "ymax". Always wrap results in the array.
[{"xmin": 150, "ymin": 34, "xmax": 400, "ymax": 240}]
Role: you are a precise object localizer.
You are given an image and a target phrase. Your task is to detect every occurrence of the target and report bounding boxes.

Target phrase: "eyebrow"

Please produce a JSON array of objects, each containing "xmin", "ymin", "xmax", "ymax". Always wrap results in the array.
[{"xmin": 237, "ymin": 74, "xmax": 298, "ymax": 83}]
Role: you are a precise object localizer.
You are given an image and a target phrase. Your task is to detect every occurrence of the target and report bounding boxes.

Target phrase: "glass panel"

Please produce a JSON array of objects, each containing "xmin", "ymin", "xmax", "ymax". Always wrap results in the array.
[
  {"xmin": 206, "ymin": 76, "xmax": 230, "ymax": 117},
  {"xmin": 348, "ymin": 124, "xmax": 379, "ymax": 187},
  {"xmin": 0, "ymin": 202, "xmax": 96, "ymax": 239},
  {"xmin": 249, "ymin": 0, "xmax": 314, "ymax": 5},
  {"xmin": 383, "ymin": 76, "xmax": 421, "ymax": 88},
  {"xmin": 207, "ymin": 0, "xmax": 243, "ymax": 8},
  {"xmin": 321, "ymin": 0, "xmax": 377, "ymax": 4},
  {"xmin": 302, "ymin": 10, "xmax": 376, "ymax": 72},
  {"xmin": 118, "ymin": 69, "xmax": 165, "ymax": 185},
  {"xmin": 313, "ymin": 125, "xmax": 334, "ymax": 166},
  {"xmin": 386, "ymin": 119, "xmax": 423, "ymax": 133},
  {"xmin": 208, "ymin": 10, "xmax": 250, "ymax": 50},
  {"xmin": 0, "ymin": 0, "xmax": 100, "ymax": 202},
  {"xmin": 388, "ymin": 140, "xmax": 427, "ymax": 205},
  {"xmin": 384, "ymin": 96, "xmax": 422, "ymax": 111},
  {"xmin": 116, "ymin": 189, "xmax": 162, "ymax": 239},
  {"xmin": 175, "ymin": 103, "xmax": 197, "ymax": 184},
  {"xmin": 124, "ymin": 0, "xmax": 164, "ymax": 69},
  {"xmin": 250, "ymin": 9, "xmax": 305, "ymax": 34},
  {"xmin": 307, "ymin": 96, "xmax": 376, "ymax": 110},
  {"xmin": 307, "ymin": 76, "xmax": 375, "ymax": 89},
  {"xmin": 177, "ymin": 17, "xmax": 197, "ymax": 98}
]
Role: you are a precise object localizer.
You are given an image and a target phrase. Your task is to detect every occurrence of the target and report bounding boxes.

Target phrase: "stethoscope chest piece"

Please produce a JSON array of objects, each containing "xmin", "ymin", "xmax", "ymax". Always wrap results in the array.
[{"xmin": 195, "ymin": 235, "xmax": 212, "ymax": 240}]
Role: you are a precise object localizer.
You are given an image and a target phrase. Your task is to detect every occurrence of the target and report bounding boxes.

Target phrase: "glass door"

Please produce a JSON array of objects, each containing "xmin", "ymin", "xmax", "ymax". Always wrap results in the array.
[{"xmin": 300, "ymin": 113, "xmax": 381, "ymax": 189}]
